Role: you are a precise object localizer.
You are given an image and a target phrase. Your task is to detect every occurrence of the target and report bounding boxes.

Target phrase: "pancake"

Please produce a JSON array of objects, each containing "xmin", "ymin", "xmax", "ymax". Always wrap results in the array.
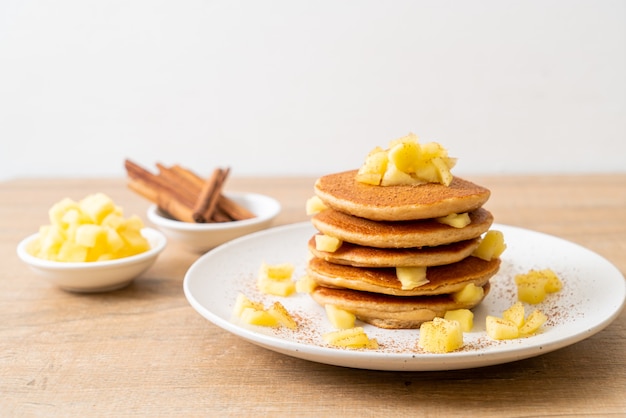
[
  {"xmin": 314, "ymin": 170, "xmax": 491, "ymax": 221},
  {"xmin": 310, "ymin": 283, "xmax": 491, "ymax": 329},
  {"xmin": 307, "ymin": 256, "xmax": 500, "ymax": 296},
  {"xmin": 311, "ymin": 207, "xmax": 493, "ymax": 248},
  {"xmin": 308, "ymin": 235, "xmax": 480, "ymax": 268}
]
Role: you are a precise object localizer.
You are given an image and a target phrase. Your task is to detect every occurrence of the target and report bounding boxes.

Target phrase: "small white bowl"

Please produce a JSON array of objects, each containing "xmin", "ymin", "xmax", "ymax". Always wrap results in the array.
[
  {"xmin": 147, "ymin": 191, "xmax": 281, "ymax": 253},
  {"xmin": 16, "ymin": 228, "xmax": 167, "ymax": 293}
]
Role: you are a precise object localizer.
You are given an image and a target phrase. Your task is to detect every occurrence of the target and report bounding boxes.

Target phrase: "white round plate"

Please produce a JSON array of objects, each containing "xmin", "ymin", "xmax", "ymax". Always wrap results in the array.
[{"xmin": 183, "ymin": 222, "xmax": 625, "ymax": 371}]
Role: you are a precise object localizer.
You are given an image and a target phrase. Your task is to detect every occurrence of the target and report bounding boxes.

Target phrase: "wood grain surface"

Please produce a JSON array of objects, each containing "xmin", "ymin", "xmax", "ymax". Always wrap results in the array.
[{"xmin": 1, "ymin": 174, "xmax": 624, "ymax": 417}]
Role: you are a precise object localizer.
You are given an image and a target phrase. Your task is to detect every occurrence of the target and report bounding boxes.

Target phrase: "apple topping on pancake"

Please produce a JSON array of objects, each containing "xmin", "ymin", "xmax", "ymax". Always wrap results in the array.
[{"xmin": 356, "ymin": 133, "xmax": 457, "ymax": 187}]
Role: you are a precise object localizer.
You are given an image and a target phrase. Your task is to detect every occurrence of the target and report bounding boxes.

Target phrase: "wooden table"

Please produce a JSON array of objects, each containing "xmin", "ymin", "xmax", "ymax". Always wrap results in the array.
[{"xmin": 1, "ymin": 175, "xmax": 625, "ymax": 417}]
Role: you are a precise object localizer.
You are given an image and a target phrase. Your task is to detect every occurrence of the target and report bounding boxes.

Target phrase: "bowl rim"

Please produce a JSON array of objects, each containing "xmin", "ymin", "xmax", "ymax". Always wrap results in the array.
[
  {"xmin": 16, "ymin": 227, "xmax": 167, "ymax": 270},
  {"xmin": 146, "ymin": 191, "xmax": 281, "ymax": 231}
]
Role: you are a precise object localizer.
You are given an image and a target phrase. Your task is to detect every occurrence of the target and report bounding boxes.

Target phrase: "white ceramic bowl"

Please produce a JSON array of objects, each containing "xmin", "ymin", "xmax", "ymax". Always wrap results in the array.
[
  {"xmin": 16, "ymin": 228, "xmax": 167, "ymax": 293},
  {"xmin": 147, "ymin": 191, "xmax": 281, "ymax": 253}
]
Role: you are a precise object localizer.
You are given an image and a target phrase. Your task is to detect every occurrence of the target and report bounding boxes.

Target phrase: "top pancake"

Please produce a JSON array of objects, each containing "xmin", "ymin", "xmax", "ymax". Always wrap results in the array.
[{"xmin": 314, "ymin": 170, "xmax": 491, "ymax": 221}]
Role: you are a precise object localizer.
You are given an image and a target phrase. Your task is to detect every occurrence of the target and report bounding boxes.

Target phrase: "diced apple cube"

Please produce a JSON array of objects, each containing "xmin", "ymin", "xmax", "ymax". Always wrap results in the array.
[
  {"xmin": 325, "ymin": 304, "xmax": 356, "ymax": 329},
  {"xmin": 240, "ymin": 307, "xmax": 279, "ymax": 327},
  {"xmin": 257, "ymin": 277, "xmax": 296, "ymax": 297},
  {"xmin": 418, "ymin": 317, "xmax": 464, "ymax": 353},
  {"xmin": 472, "ymin": 230, "xmax": 507, "ymax": 261},
  {"xmin": 444, "ymin": 309, "xmax": 474, "ymax": 332},
  {"xmin": 436, "ymin": 213, "xmax": 471, "ymax": 229},
  {"xmin": 233, "ymin": 293, "xmax": 265, "ymax": 317},
  {"xmin": 485, "ymin": 316, "xmax": 520, "ymax": 340},
  {"xmin": 305, "ymin": 196, "xmax": 328, "ymax": 215},
  {"xmin": 295, "ymin": 275, "xmax": 318, "ymax": 293},
  {"xmin": 267, "ymin": 302, "xmax": 297, "ymax": 330},
  {"xmin": 431, "ymin": 157, "xmax": 453, "ymax": 186},
  {"xmin": 514, "ymin": 268, "xmax": 562, "ymax": 304},
  {"xmin": 75, "ymin": 224, "xmax": 105, "ymax": 248},
  {"xmin": 315, "ymin": 234, "xmax": 343, "ymax": 253},
  {"xmin": 323, "ymin": 327, "xmax": 378, "ymax": 349},
  {"xmin": 452, "ymin": 283, "xmax": 484, "ymax": 305},
  {"xmin": 79, "ymin": 193, "xmax": 116, "ymax": 224},
  {"xmin": 260, "ymin": 262, "xmax": 294, "ymax": 280},
  {"xmin": 396, "ymin": 266, "xmax": 428, "ymax": 290},
  {"xmin": 57, "ymin": 240, "xmax": 88, "ymax": 262},
  {"xmin": 380, "ymin": 163, "xmax": 418, "ymax": 186},
  {"xmin": 502, "ymin": 301, "xmax": 526, "ymax": 328},
  {"xmin": 519, "ymin": 309, "xmax": 547, "ymax": 336},
  {"xmin": 388, "ymin": 140, "xmax": 421, "ymax": 173},
  {"xmin": 48, "ymin": 198, "xmax": 79, "ymax": 226}
]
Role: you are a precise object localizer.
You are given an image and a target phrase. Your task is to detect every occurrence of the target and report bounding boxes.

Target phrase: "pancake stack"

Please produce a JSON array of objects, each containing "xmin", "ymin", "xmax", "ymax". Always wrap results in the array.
[{"xmin": 306, "ymin": 168, "xmax": 501, "ymax": 329}]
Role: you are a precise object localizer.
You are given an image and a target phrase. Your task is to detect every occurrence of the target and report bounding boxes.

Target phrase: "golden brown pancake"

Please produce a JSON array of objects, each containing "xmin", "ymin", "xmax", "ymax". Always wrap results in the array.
[
  {"xmin": 314, "ymin": 170, "xmax": 491, "ymax": 221},
  {"xmin": 310, "ymin": 283, "xmax": 491, "ymax": 329},
  {"xmin": 307, "ymin": 256, "xmax": 500, "ymax": 296},
  {"xmin": 308, "ymin": 235, "xmax": 480, "ymax": 268},
  {"xmin": 311, "ymin": 207, "xmax": 493, "ymax": 248}
]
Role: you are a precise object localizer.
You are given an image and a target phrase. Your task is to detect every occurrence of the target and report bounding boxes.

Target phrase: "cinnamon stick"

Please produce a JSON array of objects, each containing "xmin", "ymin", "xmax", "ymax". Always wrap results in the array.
[
  {"xmin": 155, "ymin": 163, "xmax": 202, "ymax": 201},
  {"xmin": 218, "ymin": 195, "xmax": 256, "ymax": 221},
  {"xmin": 125, "ymin": 159, "xmax": 256, "ymax": 223},
  {"xmin": 192, "ymin": 167, "xmax": 230, "ymax": 223}
]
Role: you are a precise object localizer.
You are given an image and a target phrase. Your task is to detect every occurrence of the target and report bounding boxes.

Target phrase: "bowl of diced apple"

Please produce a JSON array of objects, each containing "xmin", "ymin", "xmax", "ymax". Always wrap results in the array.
[
  {"xmin": 147, "ymin": 192, "xmax": 281, "ymax": 253},
  {"xmin": 17, "ymin": 193, "xmax": 167, "ymax": 292}
]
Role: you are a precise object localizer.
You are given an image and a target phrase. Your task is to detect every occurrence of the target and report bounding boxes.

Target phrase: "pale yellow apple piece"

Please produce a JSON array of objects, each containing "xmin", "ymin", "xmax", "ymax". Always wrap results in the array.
[
  {"xmin": 486, "ymin": 316, "xmax": 520, "ymax": 340},
  {"xmin": 323, "ymin": 327, "xmax": 378, "ymax": 349},
  {"xmin": 79, "ymin": 193, "xmax": 116, "ymax": 224},
  {"xmin": 315, "ymin": 234, "xmax": 343, "ymax": 253},
  {"xmin": 519, "ymin": 309, "xmax": 547, "ymax": 336},
  {"xmin": 444, "ymin": 309, "xmax": 474, "ymax": 332},
  {"xmin": 295, "ymin": 275, "xmax": 318, "ymax": 294},
  {"xmin": 260, "ymin": 262, "xmax": 295, "ymax": 280},
  {"xmin": 452, "ymin": 283, "xmax": 485, "ymax": 305},
  {"xmin": 57, "ymin": 240, "xmax": 89, "ymax": 262},
  {"xmin": 48, "ymin": 197, "xmax": 80, "ymax": 225},
  {"xmin": 240, "ymin": 307, "xmax": 280, "ymax": 327},
  {"xmin": 118, "ymin": 229, "xmax": 150, "ymax": 256},
  {"xmin": 305, "ymin": 196, "xmax": 327, "ymax": 215},
  {"xmin": 267, "ymin": 302, "xmax": 297, "ymax": 330},
  {"xmin": 436, "ymin": 212, "xmax": 471, "ymax": 229},
  {"xmin": 388, "ymin": 140, "xmax": 421, "ymax": 173},
  {"xmin": 232, "ymin": 293, "xmax": 265, "ymax": 317},
  {"xmin": 514, "ymin": 268, "xmax": 563, "ymax": 304},
  {"xmin": 356, "ymin": 147, "xmax": 389, "ymax": 185},
  {"xmin": 325, "ymin": 304, "xmax": 356, "ymax": 329},
  {"xmin": 413, "ymin": 159, "xmax": 441, "ymax": 183},
  {"xmin": 418, "ymin": 317, "xmax": 464, "ymax": 353},
  {"xmin": 431, "ymin": 157, "xmax": 453, "ymax": 186},
  {"xmin": 396, "ymin": 266, "xmax": 428, "ymax": 290},
  {"xmin": 540, "ymin": 269, "xmax": 563, "ymax": 293},
  {"xmin": 35, "ymin": 225, "xmax": 65, "ymax": 260},
  {"xmin": 380, "ymin": 163, "xmax": 419, "ymax": 186},
  {"xmin": 388, "ymin": 132, "xmax": 419, "ymax": 149},
  {"xmin": 257, "ymin": 277, "xmax": 296, "ymax": 297},
  {"xmin": 516, "ymin": 281, "xmax": 547, "ymax": 304},
  {"xmin": 472, "ymin": 230, "xmax": 507, "ymax": 261},
  {"xmin": 419, "ymin": 141, "xmax": 447, "ymax": 160},
  {"xmin": 74, "ymin": 224, "xmax": 105, "ymax": 248},
  {"xmin": 502, "ymin": 301, "xmax": 526, "ymax": 328}
]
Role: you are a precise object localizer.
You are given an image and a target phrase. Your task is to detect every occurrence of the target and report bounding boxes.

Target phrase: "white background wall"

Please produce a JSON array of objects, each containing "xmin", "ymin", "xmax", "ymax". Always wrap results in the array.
[{"xmin": 1, "ymin": 0, "xmax": 625, "ymax": 180}]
